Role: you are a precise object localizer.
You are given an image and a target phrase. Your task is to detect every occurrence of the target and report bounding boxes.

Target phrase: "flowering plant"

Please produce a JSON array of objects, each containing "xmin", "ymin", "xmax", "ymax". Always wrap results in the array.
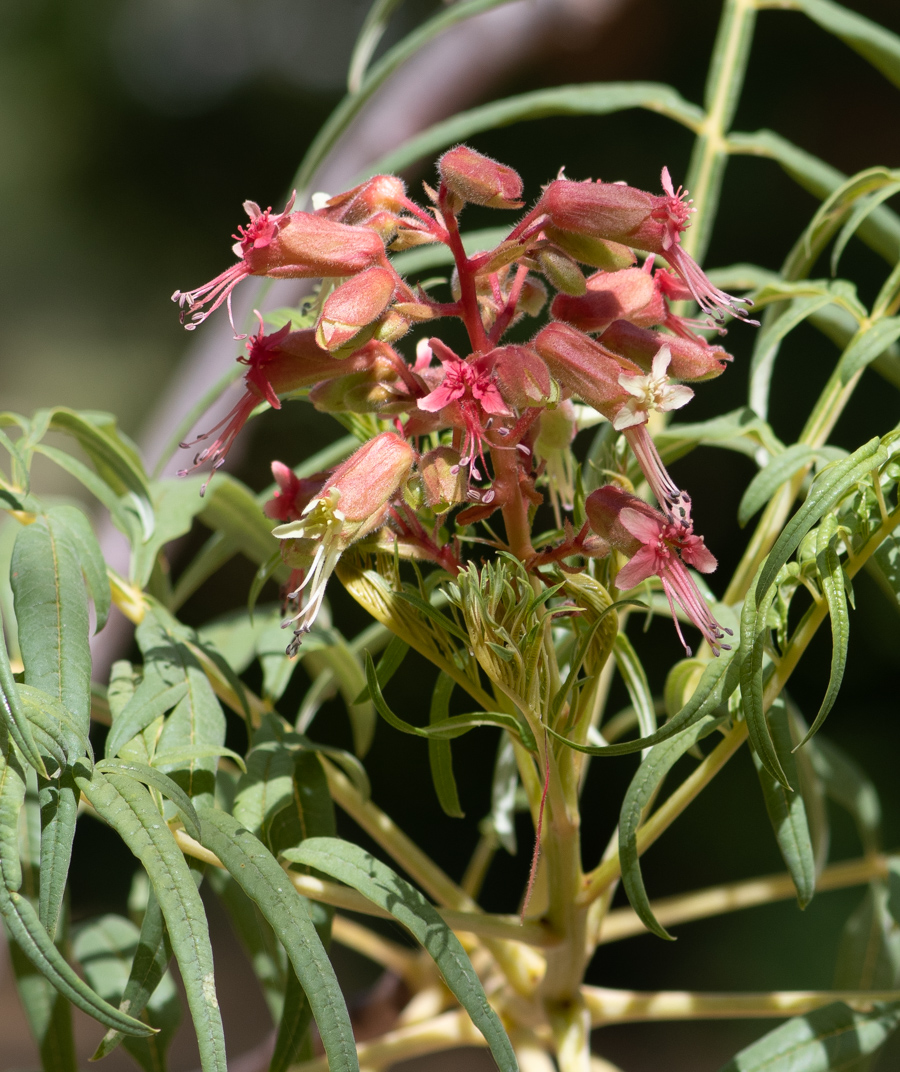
[{"xmin": 4, "ymin": 2, "xmax": 900, "ymax": 1071}]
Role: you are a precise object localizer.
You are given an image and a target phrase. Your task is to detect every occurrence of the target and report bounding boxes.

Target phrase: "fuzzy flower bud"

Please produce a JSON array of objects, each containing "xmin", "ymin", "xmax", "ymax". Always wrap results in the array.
[
  {"xmin": 550, "ymin": 266, "xmax": 664, "ymax": 334},
  {"xmin": 598, "ymin": 320, "xmax": 731, "ymax": 381},
  {"xmin": 439, "ymin": 146, "xmax": 524, "ymax": 209},
  {"xmin": 419, "ymin": 446, "xmax": 468, "ymax": 512},
  {"xmin": 316, "ymin": 267, "xmax": 397, "ymax": 352},
  {"xmin": 533, "ymin": 322, "xmax": 633, "ymax": 420},
  {"xmin": 315, "ymin": 175, "xmax": 407, "ymax": 226},
  {"xmin": 273, "ymin": 432, "xmax": 415, "ymax": 650}
]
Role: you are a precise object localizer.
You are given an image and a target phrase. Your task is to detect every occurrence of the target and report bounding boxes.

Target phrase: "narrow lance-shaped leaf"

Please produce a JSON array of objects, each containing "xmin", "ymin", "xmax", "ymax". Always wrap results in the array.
[
  {"xmin": 365, "ymin": 651, "xmax": 536, "ymax": 749},
  {"xmin": 75, "ymin": 766, "xmax": 227, "ymax": 1072},
  {"xmin": 92, "ymin": 887, "xmax": 180, "ymax": 1063},
  {"xmin": 47, "ymin": 504, "xmax": 112, "ymax": 634},
  {"xmin": 0, "ymin": 742, "xmax": 155, "ymax": 1039},
  {"xmin": 74, "ymin": 913, "xmax": 182, "ymax": 1072},
  {"xmin": 0, "ymin": 609, "xmax": 46, "ymax": 776},
  {"xmin": 619, "ymin": 714, "xmax": 728, "ymax": 940},
  {"xmin": 197, "ymin": 808, "xmax": 358, "ymax": 1072},
  {"xmin": 738, "ymin": 445, "xmax": 847, "ymax": 528},
  {"xmin": 756, "ymin": 436, "xmax": 888, "ymax": 603},
  {"xmin": 613, "ymin": 634, "xmax": 657, "ymax": 748},
  {"xmin": 807, "ymin": 734, "xmax": 881, "ymax": 856},
  {"xmin": 795, "ymin": 515, "xmax": 850, "ymax": 748},
  {"xmin": 428, "ymin": 672, "xmax": 464, "ymax": 818},
  {"xmin": 285, "ymin": 837, "xmax": 519, "ymax": 1072},
  {"xmin": 716, "ymin": 1001, "xmax": 900, "ymax": 1072},
  {"xmin": 749, "ymin": 698, "xmax": 816, "ymax": 909},
  {"xmin": 6, "ymin": 757, "xmax": 78, "ymax": 1072},
  {"xmin": 547, "ymin": 628, "xmax": 740, "ymax": 758},
  {"xmin": 739, "ymin": 567, "xmax": 789, "ymax": 787},
  {"xmin": 11, "ymin": 512, "xmax": 92, "ymax": 942}
]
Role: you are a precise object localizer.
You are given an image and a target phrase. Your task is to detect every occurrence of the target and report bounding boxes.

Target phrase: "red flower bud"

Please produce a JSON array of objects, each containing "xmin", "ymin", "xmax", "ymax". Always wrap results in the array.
[
  {"xmin": 551, "ymin": 267, "xmax": 664, "ymax": 334},
  {"xmin": 598, "ymin": 320, "xmax": 731, "ymax": 381},
  {"xmin": 533, "ymin": 322, "xmax": 635, "ymax": 420},
  {"xmin": 439, "ymin": 146, "xmax": 524, "ymax": 209},
  {"xmin": 490, "ymin": 345, "xmax": 557, "ymax": 409},
  {"xmin": 316, "ymin": 267, "xmax": 397, "ymax": 352}
]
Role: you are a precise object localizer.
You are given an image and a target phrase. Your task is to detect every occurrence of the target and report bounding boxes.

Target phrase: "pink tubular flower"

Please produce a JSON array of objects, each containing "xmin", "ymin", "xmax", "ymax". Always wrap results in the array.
[
  {"xmin": 537, "ymin": 169, "xmax": 754, "ymax": 325},
  {"xmin": 178, "ymin": 320, "xmax": 375, "ymax": 491},
  {"xmin": 586, "ymin": 485, "xmax": 731, "ymax": 655},
  {"xmin": 417, "ymin": 339, "xmax": 511, "ymax": 480},
  {"xmin": 550, "ymin": 266, "xmax": 664, "ymax": 334},
  {"xmin": 173, "ymin": 195, "xmax": 387, "ymax": 331},
  {"xmin": 613, "ymin": 345, "xmax": 693, "ymax": 430},
  {"xmin": 272, "ymin": 432, "xmax": 415, "ymax": 652}
]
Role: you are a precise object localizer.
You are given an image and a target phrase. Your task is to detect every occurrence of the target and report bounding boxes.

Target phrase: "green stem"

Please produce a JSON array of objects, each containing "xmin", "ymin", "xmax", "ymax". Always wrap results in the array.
[{"xmin": 681, "ymin": 0, "xmax": 758, "ymax": 262}]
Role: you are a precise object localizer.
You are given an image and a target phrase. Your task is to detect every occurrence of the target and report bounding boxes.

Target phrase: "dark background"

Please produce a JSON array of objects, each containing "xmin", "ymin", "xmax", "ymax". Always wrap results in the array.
[{"xmin": 2, "ymin": 0, "xmax": 900, "ymax": 1069}]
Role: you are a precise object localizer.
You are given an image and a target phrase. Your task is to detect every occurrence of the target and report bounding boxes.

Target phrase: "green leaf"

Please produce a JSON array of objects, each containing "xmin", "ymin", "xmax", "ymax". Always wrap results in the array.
[
  {"xmin": 831, "ymin": 181, "xmax": 900, "ymax": 274},
  {"xmin": 347, "ymin": 0, "xmax": 403, "ymax": 92},
  {"xmin": 613, "ymin": 634, "xmax": 657, "ymax": 747},
  {"xmin": 717, "ymin": 1001, "xmax": 900, "ymax": 1072},
  {"xmin": 352, "ymin": 633, "xmax": 409, "ymax": 705},
  {"xmin": 748, "ymin": 294, "xmax": 837, "ymax": 420},
  {"xmin": 197, "ymin": 808, "xmax": 358, "ymax": 1072},
  {"xmin": 304, "ymin": 632, "xmax": 375, "ymax": 757},
  {"xmin": 839, "ymin": 317, "xmax": 900, "ymax": 383},
  {"xmin": 11, "ymin": 515, "xmax": 91, "ymax": 733},
  {"xmin": 131, "ymin": 477, "xmax": 208, "ymax": 588},
  {"xmin": 489, "ymin": 734, "xmax": 519, "ymax": 855},
  {"xmin": 807, "ymin": 735, "xmax": 881, "ymax": 856},
  {"xmin": 92, "ymin": 888, "xmax": 180, "ymax": 1062},
  {"xmin": 44, "ymin": 409, "xmax": 154, "ymax": 541},
  {"xmin": 749, "ymin": 698, "xmax": 816, "ymax": 908},
  {"xmin": 795, "ymin": 516, "xmax": 850, "ymax": 747},
  {"xmin": 548, "ymin": 622, "xmax": 740, "ymax": 758},
  {"xmin": 74, "ymin": 913, "xmax": 181, "ymax": 1072},
  {"xmin": 32, "ymin": 443, "xmax": 140, "ymax": 543},
  {"xmin": 619, "ymin": 714, "xmax": 728, "ymax": 940},
  {"xmin": 206, "ymin": 866, "xmax": 287, "ymax": 1022},
  {"xmin": 199, "ymin": 474, "xmax": 279, "ymax": 567},
  {"xmin": 774, "ymin": 0, "xmax": 900, "ymax": 89},
  {"xmin": 76, "ymin": 766, "xmax": 227, "ymax": 1071},
  {"xmin": 366, "ymin": 649, "xmax": 536, "ymax": 749},
  {"xmin": 0, "ymin": 609, "xmax": 47, "ymax": 777},
  {"xmin": 835, "ymin": 883, "xmax": 900, "ymax": 991},
  {"xmin": 726, "ymin": 130, "xmax": 900, "ymax": 265},
  {"xmin": 137, "ymin": 609, "xmax": 226, "ymax": 809},
  {"xmin": 285, "ymin": 837, "xmax": 518, "ymax": 1072},
  {"xmin": 95, "ymin": 759, "xmax": 203, "ymax": 841},
  {"xmin": 270, "ymin": 969, "xmax": 314, "ymax": 1072},
  {"xmin": 105, "ymin": 679, "xmax": 189, "ymax": 761},
  {"xmin": 739, "ymin": 570, "xmax": 788, "ymax": 788},
  {"xmin": 0, "ymin": 756, "xmax": 154, "ymax": 1039},
  {"xmin": 151, "ymin": 743, "xmax": 247, "ymax": 773},
  {"xmin": 369, "ymin": 82, "xmax": 702, "ymax": 179},
  {"xmin": 756, "ymin": 437, "xmax": 889, "ymax": 604},
  {"xmin": 657, "ymin": 407, "xmax": 784, "ymax": 465},
  {"xmin": 47, "ymin": 504, "xmax": 112, "ymax": 634},
  {"xmin": 428, "ymin": 672, "xmax": 464, "ymax": 818},
  {"xmin": 738, "ymin": 445, "xmax": 848, "ymax": 527}
]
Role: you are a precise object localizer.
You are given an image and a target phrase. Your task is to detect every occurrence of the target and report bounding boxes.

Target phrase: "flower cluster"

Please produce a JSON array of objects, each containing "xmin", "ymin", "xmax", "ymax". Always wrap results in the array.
[{"xmin": 174, "ymin": 147, "xmax": 752, "ymax": 651}]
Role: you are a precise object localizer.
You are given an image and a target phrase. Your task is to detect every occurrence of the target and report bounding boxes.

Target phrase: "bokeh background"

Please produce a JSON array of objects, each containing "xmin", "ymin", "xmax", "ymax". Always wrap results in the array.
[{"xmin": 2, "ymin": 0, "xmax": 900, "ymax": 1069}]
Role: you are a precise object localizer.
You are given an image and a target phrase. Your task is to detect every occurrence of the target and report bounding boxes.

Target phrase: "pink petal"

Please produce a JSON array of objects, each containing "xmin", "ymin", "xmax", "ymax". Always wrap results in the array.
[
  {"xmin": 619, "ymin": 506, "xmax": 663, "ymax": 545},
  {"xmin": 616, "ymin": 545, "xmax": 662, "ymax": 589}
]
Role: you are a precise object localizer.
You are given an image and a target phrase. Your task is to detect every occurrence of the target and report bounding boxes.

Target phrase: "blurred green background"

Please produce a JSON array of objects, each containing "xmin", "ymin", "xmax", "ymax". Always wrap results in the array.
[{"xmin": 2, "ymin": 0, "xmax": 900, "ymax": 1069}]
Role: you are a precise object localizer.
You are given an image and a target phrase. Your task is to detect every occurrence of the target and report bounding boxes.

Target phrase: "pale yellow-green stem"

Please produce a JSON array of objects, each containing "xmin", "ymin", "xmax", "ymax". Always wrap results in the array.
[
  {"xmin": 583, "ymin": 985, "xmax": 900, "ymax": 1024},
  {"xmin": 292, "ymin": 1008, "xmax": 490, "ymax": 1072},
  {"xmin": 548, "ymin": 994, "xmax": 592, "ymax": 1072},
  {"xmin": 330, "ymin": 915, "xmax": 424, "ymax": 983},
  {"xmin": 598, "ymin": 853, "xmax": 891, "ymax": 943}
]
